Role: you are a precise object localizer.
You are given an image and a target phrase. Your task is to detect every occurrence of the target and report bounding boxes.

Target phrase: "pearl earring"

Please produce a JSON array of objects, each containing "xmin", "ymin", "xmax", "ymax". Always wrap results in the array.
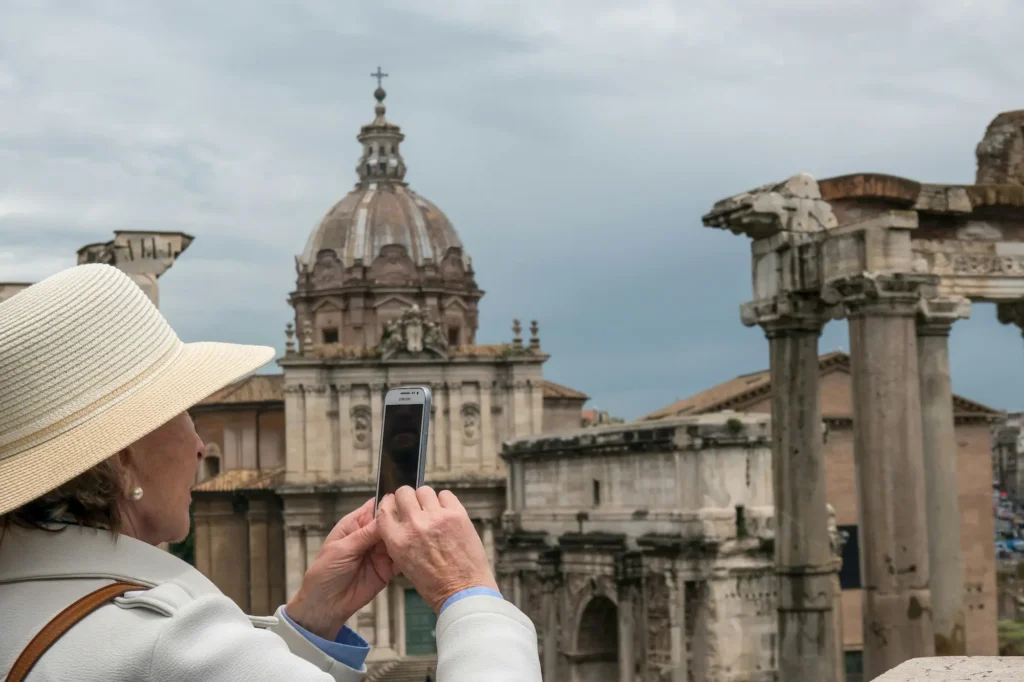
[{"xmin": 130, "ymin": 487, "xmax": 144, "ymax": 501}]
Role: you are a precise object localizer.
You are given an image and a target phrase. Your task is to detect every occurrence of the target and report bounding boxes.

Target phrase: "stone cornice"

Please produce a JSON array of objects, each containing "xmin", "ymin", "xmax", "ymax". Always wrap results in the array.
[{"xmin": 501, "ymin": 414, "xmax": 771, "ymax": 461}]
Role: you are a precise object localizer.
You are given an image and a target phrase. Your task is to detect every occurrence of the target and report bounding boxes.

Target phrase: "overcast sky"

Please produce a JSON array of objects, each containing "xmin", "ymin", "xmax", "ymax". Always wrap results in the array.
[{"xmin": 3, "ymin": 0, "xmax": 1024, "ymax": 420}]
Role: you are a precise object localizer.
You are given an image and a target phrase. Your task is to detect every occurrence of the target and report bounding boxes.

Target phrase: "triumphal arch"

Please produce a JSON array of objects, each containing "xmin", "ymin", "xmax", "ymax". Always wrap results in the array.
[{"xmin": 703, "ymin": 110, "xmax": 1024, "ymax": 681}]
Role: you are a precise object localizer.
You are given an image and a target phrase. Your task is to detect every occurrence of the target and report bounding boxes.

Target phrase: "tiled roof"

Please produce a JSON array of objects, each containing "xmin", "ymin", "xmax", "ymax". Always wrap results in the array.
[
  {"xmin": 542, "ymin": 380, "xmax": 589, "ymax": 401},
  {"xmin": 192, "ymin": 468, "xmax": 285, "ymax": 493},
  {"xmin": 198, "ymin": 374, "xmax": 284, "ymax": 406},
  {"xmin": 642, "ymin": 351, "xmax": 1000, "ymax": 421}
]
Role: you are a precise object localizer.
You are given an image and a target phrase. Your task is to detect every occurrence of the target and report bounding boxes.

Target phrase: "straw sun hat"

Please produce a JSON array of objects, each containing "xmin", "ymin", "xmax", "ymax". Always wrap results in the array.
[{"xmin": 0, "ymin": 264, "xmax": 275, "ymax": 516}]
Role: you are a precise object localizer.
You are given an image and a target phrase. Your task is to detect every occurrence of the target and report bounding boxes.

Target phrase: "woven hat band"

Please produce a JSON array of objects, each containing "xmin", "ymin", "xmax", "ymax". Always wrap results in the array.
[{"xmin": 0, "ymin": 265, "xmax": 182, "ymax": 459}]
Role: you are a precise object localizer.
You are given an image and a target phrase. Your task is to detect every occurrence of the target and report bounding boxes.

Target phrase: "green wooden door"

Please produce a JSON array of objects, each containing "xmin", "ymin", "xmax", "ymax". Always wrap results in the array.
[{"xmin": 404, "ymin": 588, "xmax": 438, "ymax": 655}]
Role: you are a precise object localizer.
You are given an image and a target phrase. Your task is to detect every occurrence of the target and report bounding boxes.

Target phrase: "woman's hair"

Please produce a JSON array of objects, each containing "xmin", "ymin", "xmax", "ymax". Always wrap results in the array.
[{"xmin": 0, "ymin": 458, "xmax": 124, "ymax": 535}]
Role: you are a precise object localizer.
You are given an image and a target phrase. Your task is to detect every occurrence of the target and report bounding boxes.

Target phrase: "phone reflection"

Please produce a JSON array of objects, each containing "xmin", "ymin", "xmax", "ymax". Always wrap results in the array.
[{"xmin": 376, "ymin": 402, "xmax": 424, "ymax": 504}]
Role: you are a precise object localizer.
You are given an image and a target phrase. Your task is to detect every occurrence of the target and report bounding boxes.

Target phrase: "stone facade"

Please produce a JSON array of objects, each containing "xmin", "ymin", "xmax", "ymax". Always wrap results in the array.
[
  {"xmin": 499, "ymin": 413, "xmax": 837, "ymax": 682},
  {"xmin": 643, "ymin": 352, "xmax": 1001, "ymax": 674}
]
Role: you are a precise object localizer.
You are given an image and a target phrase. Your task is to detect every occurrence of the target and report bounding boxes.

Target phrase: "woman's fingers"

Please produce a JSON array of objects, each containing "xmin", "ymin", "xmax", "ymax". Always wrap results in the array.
[
  {"xmin": 326, "ymin": 497, "xmax": 376, "ymax": 544},
  {"xmin": 394, "ymin": 485, "xmax": 422, "ymax": 518},
  {"xmin": 437, "ymin": 489, "xmax": 462, "ymax": 510},
  {"xmin": 415, "ymin": 486, "xmax": 441, "ymax": 512}
]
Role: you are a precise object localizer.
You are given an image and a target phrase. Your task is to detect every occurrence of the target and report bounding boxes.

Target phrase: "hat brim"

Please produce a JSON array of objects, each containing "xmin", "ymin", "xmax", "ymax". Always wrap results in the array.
[{"xmin": 0, "ymin": 341, "xmax": 276, "ymax": 516}]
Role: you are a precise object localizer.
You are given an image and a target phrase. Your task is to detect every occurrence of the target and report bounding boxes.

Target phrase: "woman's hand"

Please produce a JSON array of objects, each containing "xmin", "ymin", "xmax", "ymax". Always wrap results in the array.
[
  {"xmin": 285, "ymin": 498, "xmax": 395, "ymax": 640},
  {"xmin": 377, "ymin": 486, "xmax": 498, "ymax": 613}
]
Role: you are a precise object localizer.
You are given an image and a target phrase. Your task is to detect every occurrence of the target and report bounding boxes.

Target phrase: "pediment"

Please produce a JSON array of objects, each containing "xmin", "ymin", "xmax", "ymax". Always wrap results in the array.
[
  {"xmin": 440, "ymin": 296, "xmax": 469, "ymax": 311},
  {"xmin": 311, "ymin": 297, "xmax": 345, "ymax": 313},
  {"xmin": 373, "ymin": 294, "xmax": 418, "ymax": 309}
]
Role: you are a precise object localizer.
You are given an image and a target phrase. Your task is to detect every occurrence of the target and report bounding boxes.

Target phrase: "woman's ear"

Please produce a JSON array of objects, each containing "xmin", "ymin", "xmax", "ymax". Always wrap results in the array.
[{"xmin": 114, "ymin": 448, "xmax": 137, "ymax": 489}]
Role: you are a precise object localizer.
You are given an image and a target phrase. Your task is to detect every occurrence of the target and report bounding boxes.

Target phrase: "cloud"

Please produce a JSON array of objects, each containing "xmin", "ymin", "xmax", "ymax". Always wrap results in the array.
[{"xmin": 2, "ymin": 1, "xmax": 1024, "ymax": 420}]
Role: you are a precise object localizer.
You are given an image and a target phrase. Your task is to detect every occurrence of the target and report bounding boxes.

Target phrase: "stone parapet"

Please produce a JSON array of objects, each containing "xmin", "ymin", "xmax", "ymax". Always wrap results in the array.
[{"xmin": 876, "ymin": 657, "xmax": 1024, "ymax": 681}]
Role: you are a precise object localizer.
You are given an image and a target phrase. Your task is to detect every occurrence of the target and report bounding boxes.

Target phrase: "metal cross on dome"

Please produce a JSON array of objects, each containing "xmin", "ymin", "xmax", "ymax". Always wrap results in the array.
[{"xmin": 371, "ymin": 66, "xmax": 389, "ymax": 88}]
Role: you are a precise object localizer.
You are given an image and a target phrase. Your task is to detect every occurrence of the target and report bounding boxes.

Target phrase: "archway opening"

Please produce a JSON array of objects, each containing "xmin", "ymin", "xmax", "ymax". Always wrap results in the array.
[{"xmin": 575, "ymin": 596, "xmax": 618, "ymax": 682}]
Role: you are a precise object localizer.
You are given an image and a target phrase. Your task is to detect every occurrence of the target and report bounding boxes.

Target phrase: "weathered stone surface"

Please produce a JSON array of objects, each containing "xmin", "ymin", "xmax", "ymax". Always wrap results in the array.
[
  {"xmin": 917, "ymin": 298, "xmax": 970, "ymax": 656},
  {"xmin": 77, "ymin": 230, "xmax": 193, "ymax": 307},
  {"xmin": 703, "ymin": 173, "xmax": 837, "ymax": 240},
  {"xmin": 501, "ymin": 412, "xmax": 782, "ymax": 681},
  {"xmin": 977, "ymin": 110, "xmax": 1024, "ymax": 185},
  {"xmin": 876, "ymin": 657, "xmax": 1024, "ymax": 681},
  {"xmin": 818, "ymin": 173, "xmax": 922, "ymax": 206}
]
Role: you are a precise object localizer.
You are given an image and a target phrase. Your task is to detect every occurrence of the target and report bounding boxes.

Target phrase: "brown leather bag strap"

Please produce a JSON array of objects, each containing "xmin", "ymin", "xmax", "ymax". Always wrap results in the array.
[{"xmin": 6, "ymin": 581, "xmax": 146, "ymax": 682}]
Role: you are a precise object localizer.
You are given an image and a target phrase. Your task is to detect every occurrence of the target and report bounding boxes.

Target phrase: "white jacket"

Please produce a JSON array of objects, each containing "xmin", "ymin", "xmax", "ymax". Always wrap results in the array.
[{"xmin": 0, "ymin": 525, "xmax": 542, "ymax": 681}]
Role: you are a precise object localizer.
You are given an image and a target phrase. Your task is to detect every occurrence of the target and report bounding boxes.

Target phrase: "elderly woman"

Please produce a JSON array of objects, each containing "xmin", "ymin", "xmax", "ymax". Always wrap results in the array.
[{"xmin": 0, "ymin": 265, "xmax": 541, "ymax": 681}]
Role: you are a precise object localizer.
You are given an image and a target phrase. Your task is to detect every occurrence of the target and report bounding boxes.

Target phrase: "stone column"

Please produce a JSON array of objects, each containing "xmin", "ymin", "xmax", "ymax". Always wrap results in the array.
[
  {"xmin": 337, "ymin": 386, "xmax": 353, "ymax": 475},
  {"xmin": 480, "ymin": 380, "xmax": 496, "ymax": 472},
  {"xmin": 743, "ymin": 294, "xmax": 837, "ymax": 682},
  {"xmin": 482, "ymin": 518, "xmax": 496, "ymax": 570},
  {"xmin": 449, "ymin": 381, "xmax": 464, "ymax": 471},
  {"xmin": 374, "ymin": 588, "xmax": 391, "ymax": 650},
  {"xmin": 831, "ymin": 273, "xmax": 936, "ymax": 679},
  {"xmin": 393, "ymin": 582, "xmax": 407, "ymax": 657},
  {"xmin": 618, "ymin": 587, "xmax": 635, "ymax": 682},
  {"xmin": 433, "ymin": 382, "xmax": 449, "ymax": 473},
  {"xmin": 305, "ymin": 524, "xmax": 325, "ymax": 573},
  {"xmin": 666, "ymin": 572, "xmax": 687, "ymax": 682},
  {"xmin": 247, "ymin": 496, "xmax": 272, "ymax": 617},
  {"xmin": 541, "ymin": 577, "xmax": 559, "ymax": 681},
  {"xmin": 284, "ymin": 527, "xmax": 305, "ymax": 601},
  {"xmin": 917, "ymin": 296, "xmax": 970, "ymax": 655},
  {"xmin": 304, "ymin": 385, "xmax": 330, "ymax": 477},
  {"xmin": 284, "ymin": 385, "xmax": 306, "ymax": 477},
  {"xmin": 370, "ymin": 383, "xmax": 384, "ymax": 470}
]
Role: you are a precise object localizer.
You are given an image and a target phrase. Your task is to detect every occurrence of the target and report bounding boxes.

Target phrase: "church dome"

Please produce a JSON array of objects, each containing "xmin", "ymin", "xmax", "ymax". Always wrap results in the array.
[
  {"xmin": 298, "ymin": 78, "xmax": 472, "ymax": 276},
  {"xmin": 290, "ymin": 72, "xmax": 483, "ymax": 352},
  {"xmin": 299, "ymin": 184, "xmax": 470, "ymax": 272}
]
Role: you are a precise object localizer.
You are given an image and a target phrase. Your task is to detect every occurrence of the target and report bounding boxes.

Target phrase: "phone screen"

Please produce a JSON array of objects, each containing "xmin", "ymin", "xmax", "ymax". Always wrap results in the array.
[{"xmin": 376, "ymin": 402, "xmax": 425, "ymax": 504}]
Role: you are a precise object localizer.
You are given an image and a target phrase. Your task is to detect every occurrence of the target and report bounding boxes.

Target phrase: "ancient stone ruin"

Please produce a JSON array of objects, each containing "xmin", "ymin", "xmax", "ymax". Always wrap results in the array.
[{"xmin": 703, "ymin": 110, "xmax": 1024, "ymax": 680}]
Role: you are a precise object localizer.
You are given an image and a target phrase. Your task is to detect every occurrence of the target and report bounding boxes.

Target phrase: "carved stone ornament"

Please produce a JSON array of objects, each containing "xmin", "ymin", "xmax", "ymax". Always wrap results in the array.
[
  {"xmin": 460, "ymin": 403, "xmax": 481, "ymax": 445},
  {"xmin": 378, "ymin": 304, "xmax": 448, "ymax": 359},
  {"xmin": 821, "ymin": 272, "xmax": 939, "ymax": 313},
  {"xmin": 351, "ymin": 405, "xmax": 372, "ymax": 449},
  {"xmin": 312, "ymin": 249, "xmax": 344, "ymax": 288},
  {"xmin": 739, "ymin": 294, "xmax": 833, "ymax": 332}
]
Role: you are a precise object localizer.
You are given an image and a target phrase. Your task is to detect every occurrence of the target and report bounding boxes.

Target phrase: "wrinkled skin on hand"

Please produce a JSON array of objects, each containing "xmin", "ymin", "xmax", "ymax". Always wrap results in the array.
[
  {"xmin": 377, "ymin": 486, "xmax": 498, "ymax": 613},
  {"xmin": 286, "ymin": 498, "xmax": 396, "ymax": 640}
]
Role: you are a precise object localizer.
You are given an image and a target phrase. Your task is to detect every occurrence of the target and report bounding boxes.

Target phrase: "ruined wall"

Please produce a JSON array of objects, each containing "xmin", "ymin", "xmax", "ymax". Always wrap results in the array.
[{"xmin": 976, "ymin": 110, "xmax": 1024, "ymax": 185}]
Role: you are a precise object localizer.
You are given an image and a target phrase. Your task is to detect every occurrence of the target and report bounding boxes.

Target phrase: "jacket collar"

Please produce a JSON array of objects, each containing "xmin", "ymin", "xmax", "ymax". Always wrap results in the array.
[{"xmin": 0, "ymin": 524, "xmax": 220, "ymax": 597}]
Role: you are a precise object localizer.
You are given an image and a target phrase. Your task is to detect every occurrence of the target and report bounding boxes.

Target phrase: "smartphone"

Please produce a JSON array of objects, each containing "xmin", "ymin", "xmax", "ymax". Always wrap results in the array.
[{"xmin": 374, "ymin": 386, "xmax": 432, "ymax": 512}]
